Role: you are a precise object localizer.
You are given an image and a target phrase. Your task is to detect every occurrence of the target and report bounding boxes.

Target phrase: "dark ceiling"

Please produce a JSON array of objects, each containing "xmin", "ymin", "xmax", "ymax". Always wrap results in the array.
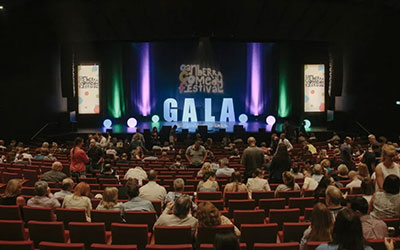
[{"xmin": 1, "ymin": 0, "xmax": 400, "ymax": 43}]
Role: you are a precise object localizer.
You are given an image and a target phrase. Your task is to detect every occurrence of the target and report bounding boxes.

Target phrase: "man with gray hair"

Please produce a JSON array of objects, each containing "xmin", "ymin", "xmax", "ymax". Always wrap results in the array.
[
  {"xmin": 325, "ymin": 185, "xmax": 344, "ymax": 220},
  {"xmin": 186, "ymin": 140, "xmax": 207, "ymax": 168},
  {"xmin": 216, "ymin": 158, "xmax": 235, "ymax": 177},
  {"xmin": 27, "ymin": 181, "xmax": 60, "ymax": 209},
  {"xmin": 54, "ymin": 178, "xmax": 74, "ymax": 199},
  {"xmin": 241, "ymin": 137, "xmax": 265, "ymax": 183},
  {"xmin": 139, "ymin": 170, "xmax": 167, "ymax": 201},
  {"xmin": 164, "ymin": 178, "xmax": 197, "ymax": 211},
  {"xmin": 40, "ymin": 161, "xmax": 67, "ymax": 183}
]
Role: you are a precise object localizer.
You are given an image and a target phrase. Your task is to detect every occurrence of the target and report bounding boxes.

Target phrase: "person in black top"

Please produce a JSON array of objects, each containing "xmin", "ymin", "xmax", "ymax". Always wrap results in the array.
[
  {"xmin": 269, "ymin": 143, "xmax": 291, "ymax": 183},
  {"xmin": 362, "ymin": 143, "xmax": 381, "ymax": 174},
  {"xmin": 87, "ymin": 139, "xmax": 104, "ymax": 170}
]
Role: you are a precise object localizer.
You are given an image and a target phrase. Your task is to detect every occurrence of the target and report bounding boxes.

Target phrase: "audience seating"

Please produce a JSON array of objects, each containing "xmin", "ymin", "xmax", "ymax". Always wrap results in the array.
[
  {"xmin": 145, "ymin": 244, "xmax": 192, "ymax": 250},
  {"xmin": 288, "ymin": 197, "xmax": 314, "ymax": 214},
  {"xmin": 27, "ymin": 221, "xmax": 68, "ymax": 248},
  {"xmin": 69, "ymin": 222, "xmax": 111, "ymax": 249},
  {"xmin": 279, "ymin": 222, "xmax": 311, "ymax": 242},
  {"xmin": 124, "ymin": 211, "xmax": 157, "ymax": 232},
  {"xmin": 0, "ymin": 240, "xmax": 34, "ymax": 250},
  {"xmin": 224, "ymin": 192, "xmax": 248, "ymax": 206},
  {"xmin": 258, "ymin": 198, "xmax": 286, "ymax": 217},
  {"xmin": 276, "ymin": 191, "xmax": 301, "ymax": 205},
  {"xmin": 91, "ymin": 210, "xmax": 122, "ymax": 231},
  {"xmin": 240, "ymin": 223, "xmax": 278, "ymax": 249},
  {"xmin": 91, "ymin": 243, "xmax": 137, "ymax": 250},
  {"xmin": 197, "ymin": 225, "xmax": 234, "ymax": 244},
  {"xmin": 0, "ymin": 220, "xmax": 27, "ymax": 241},
  {"xmin": 197, "ymin": 200, "xmax": 224, "ymax": 210},
  {"xmin": 111, "ymin": 223, "xmax": 150, "ymax": 250},
  {"xmin": 228, "ymin": 199, "xmax": 256, "ymax": 217},
  {"xmin": 22, "ymin": 206, "xmax": 54, "ymax": 223},
  {"xmin": 39, "ymin": 241, "xmax": 85, "ymax": 250},
  {"xmin": 197, "ymin": 192, "xmax": 222, "ymax": 200},
  {"xmin": 254, "ymin": 242, "xmax": 300, "ymax": 250},
  {"xmin": 150, "ymin": 200, "xmax": 162, "ymax": 216},
  {"xmin": 0, "ymin": 205, "xmax": 22, "ymax": 220},
  {"xmin": 251, "ymin": 191, "xmax": 275, "ymax": 205},
  {"xmin": 268, "ymin": 209, "xmax": 300, "ymax": 230},
  {"xmin": 154, "ymin": 226, "xmax": 192, "ymax": 244},
  {"xmin": 56, "ymin": 208, "xmax": 87, "ymax": 229},
  {"xmin": 233, "ymin": 210, "xmax": 265, "ymax": 227},
  {"xmin": 199, "ymin": 243, "xmax": 246, "ymax": 250},
  {"xmin": 366, "ymin": 238, "xmax": 400, "ymax": 250}
]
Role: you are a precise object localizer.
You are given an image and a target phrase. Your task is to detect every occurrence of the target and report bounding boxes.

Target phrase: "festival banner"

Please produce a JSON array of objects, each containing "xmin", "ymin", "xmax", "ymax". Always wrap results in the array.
[
  {"xmin": 304, "ymin": 64, "xmax": 325, "ymax": 112},
  {"xmin": 77, "ymin": 64, "xmax": 100, "ymax": 114}
]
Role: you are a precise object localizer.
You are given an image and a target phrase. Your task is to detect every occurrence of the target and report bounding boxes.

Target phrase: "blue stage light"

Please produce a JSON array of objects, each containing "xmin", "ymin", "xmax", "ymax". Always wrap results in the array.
[
  {"xmin": 127, "ymin": 118, "xmax": 137, "ymax": 128},
  {"xmin": 103, "ymin": 119, "xmax": 112, "ymax": 128},
  {"xmin": 266, "ymin": 115, "xmax": 276, "ymax": 125},
  {"xmin": 304, "ymin": 119, "xmax": 311, "ymax": 129},
  {"xmin": 238, "ymin": 114, "xmax": 248, "ymax": 123},
  {"xmin": 152, "ymin": 115, "xmax": 160, "ymax": 123}
]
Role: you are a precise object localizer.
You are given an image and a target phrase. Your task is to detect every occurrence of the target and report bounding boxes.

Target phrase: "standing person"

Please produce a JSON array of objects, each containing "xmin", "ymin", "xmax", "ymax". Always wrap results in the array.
[
  {"xmin": 87, "ymin": 139, "xmax": 104, "ymax": 171},
  {"xmin": 278, "ymin": 133, "xmax": 293, "ymax": 152},
  {"xmin": 131, "ymin": 128, "xmax": 145, "ymax": 145},
  {"xmin": 169, "ymin": 125, "xmax": 177, "ymax": 146},
  {"xmin": 185, "ymin": 140, "xmax": 207, "ymax": 168},
  {"xmin": 340, "ymin": 136, "xmax": 353, "ymax": 169},
  {"xmin": 241, "ymin": 137, "xmax": 265, "ymax": 183},
  {"xmin": 70, "ymin": 137, "xmax": 89, "ymax": 178},
  {"xmin": 374, "ymin": 144, "xmax": 400, "ymax": 191},
  {"xmin": 362, "ymin": 144, "xmax": 380, "ymax": 174},
  {"xmin": 269, "ymin": 144, "xmax": 291, "ymax": 183}
]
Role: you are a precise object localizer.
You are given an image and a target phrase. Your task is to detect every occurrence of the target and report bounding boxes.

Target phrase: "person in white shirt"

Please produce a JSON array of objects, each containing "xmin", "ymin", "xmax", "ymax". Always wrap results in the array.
[
  {"xmin": 246, "ymin": 168, "xmax": 271, "ymax": 193},
  {"xmin": 215, "ymin": 158, "xmax": 235, "ymax": 177},
  {"xmin": 139, "ymin": 170, "xmax": 167, "ymax": 201},
  {"xmin": 54, "ymin": 178, "xmax": 74, "ymax": 199},
  {"xmin": 124, "ymin": 166, "xmax": 148, "ymax": 186},
  {"xmin": 278, "ymin": 133, "xmax": 293, "ymax": 152},
  {"xmin": 375, "ymin": 144, "xmax": 400, "ymax": 191},
  {"xmin": 302, "ymin": 168, "xmax": 319, "ymax": 191},
  {"xmin": 346, "ymin": 170, "xmax": 362, "ymax": 190}
]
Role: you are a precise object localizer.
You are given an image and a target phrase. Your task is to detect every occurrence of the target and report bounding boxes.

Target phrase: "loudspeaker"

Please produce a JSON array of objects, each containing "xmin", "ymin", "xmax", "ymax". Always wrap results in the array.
[{"xmin": 197, "ymin": 125, "xmax": 208, "ymax": 139}]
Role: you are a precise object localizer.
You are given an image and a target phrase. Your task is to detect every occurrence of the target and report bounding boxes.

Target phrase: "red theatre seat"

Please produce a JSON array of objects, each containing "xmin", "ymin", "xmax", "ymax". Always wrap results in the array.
[
  {"xmin": 27, "ymin": 221, "xmax": 68, "ymax": 248},
  {"xmin": 154, "ymin": 226, "xmax": 192, "ymax": 244},
  {"xmin": 199, "ymin": 243, "xmax": 246, "ymax": 250},
  {"xmin": 111, "ymin": 223, "xmax": 150, "ymax": 250},
  {"xmin": 0, "ymin": 220, "xmax": 27, "ymax": 241},
  {"xmin": 197, "ymin": 225, "xmax": 234, "ymax": 244},
  {"xmin": 0, "ymin": 205, "xmax": 22, "ymax": 220},
  {"xmin": 254, "ymin": 242, "xmax": 300, "ymax": 250},
  {"xmin": 240, "ymin": 223, "xmax": 278, "ymax": 249},
  {"xmin": 91, "ymin": 210, "xmax": 122, "ymax": 231},
  {"xmin": 39, "ymin": 242, "xmax": 85, "ymax": 250},
  {"xmin": 91, "ymin": 243, "xmax": 137, "ymax": 250},
  {"xmin": 145, "ymin": 244, "xmax": 192, "ymax": 250},
  {"xmin": 0, "ymin": 240, "xmax": 34, "ymax": 250}
]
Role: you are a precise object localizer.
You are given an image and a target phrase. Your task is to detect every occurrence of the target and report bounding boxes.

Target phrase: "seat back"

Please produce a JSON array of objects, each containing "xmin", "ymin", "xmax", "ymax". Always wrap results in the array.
[
  {"xmin": 276, "ymin": 191, "xmax": 301, "ymax": 205},
  {"xmin": 381, "ymin": 218, "xmax": 400, "ymax": 236},
  {"xmin": 27, "ymin": 221, "xmax": 65, "ymax": 248},
  {"xmin": 254, "ymin": 242, "xmax": 300, "ymax": 250},
  {"xmin": 145, "ymin": 244, "xmax": 192, "ymax": 250},
  {"xmin": 2, "ymin": 172, "xmax": 20, "ymax": 183},
  {"xmin": 224, "ymin": 192, "xmax": 248, "ymax": 206},
  {"xmin": 288, "ymin": 197, "xmax": 314, "ymax": 214},
  {"xmin": 197, "ymin": 225, "xmax": 234, "ymax": 244},
  {"xmin": 304, "ymin": 208, "xmax": 313, "ymax": 222},
  {"xmin": 240, "ymin": 223, "xmax": 278, "ymax": 249},
  {"xmin": 228, "ymin": 199, "xmax": 256, "ymax": 217},
  {"xmin": 0, "ymin": 240, "xmax": 34, "ymax": 250},
  {"xmin": 154, "ymin": 226, "xmax": 192, "ymax": 244},
  {"xmin": 258, "ymin": 198, "xmax": 286, "ymax": 217},
  {"xmin": 91, "ymin": 243, "xmax": 137, "ymax": 250},
  {"xmin": 151, "ymin": 200, "xmax": 162, "ymax": 216},
  {"xmin": 199, "ymin": 243, "xmax": 246, "ymax": 250},
  {"xmin": 69, "ymin": 222, "xmax": 106, "ymax": 248},
  {"xmin": 366, "ymin": 238, "xmax": 400, "ymax": 250},
  {"xmin": 197, "ymin": 192, "xmax": 222, "ymax": 201},
  {"xmin": 39, "ymin": 241, "xmax": 85, "ymax": 250},
  {"xmin": 0, "ymin": 205, "xmax": 22, "ymax": 220},
  {"xmin": 55, "ymin": 208, "xmax": 87, "ymax": 229},
  {"xmin": 282, "ymin": 222, "xmax": 311, "ymax": 242},
  {"xmin": 305, "ymin": 241, "xmax": 329, "ymax": 250},
  {"xmin": 111, "ymin": 223, "xmax": 148, "ymax": 250},
  {"xmin": 197, "ymin": 200, "xmax": 224, "ymax": 211},
  {"xmin": 269, "ymin": 208, "xmax": 300, "ymax": 230},
  {"xmin": 22, "ymin": 206, "xmax": 54, "ymax": 223},
  {"xmin": 233, "ymin": 210, "xmax": 265, "ymax": 227},
  {"xmin": 124, "ymin": 211, "xmax": 157, "ymax": 231},
  {"xmin": 91, "ymin": 210, "xmax": 121, "ymax": 231},
  {"xmin": 251, "ymin": 191, "xmax": 274, "ymax": 205},
  {"xmin": 0, "ymin": 220, "xmax": 25, "ymax": 240}
]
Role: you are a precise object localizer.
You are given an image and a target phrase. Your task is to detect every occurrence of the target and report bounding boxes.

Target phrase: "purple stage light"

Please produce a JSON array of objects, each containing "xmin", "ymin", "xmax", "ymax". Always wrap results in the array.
[
  {"xmin": 246, "ymin": 43, "xmax": 263, "ymax": 116},
  {"xmin": 127, "ymin": 117, "xmax": 137, "ymax": 128},
  {"xmin": 266, "ymin": 115, "xmax": 276, "ymax": 125},
  {"xmin": 140, "ymin": 43, "xmax": 151, "ymax": 116}
]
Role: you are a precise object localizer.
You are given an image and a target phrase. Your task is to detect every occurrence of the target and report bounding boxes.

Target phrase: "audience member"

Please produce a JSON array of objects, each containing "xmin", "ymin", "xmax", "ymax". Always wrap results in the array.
[
  {"xmin": 62, "ymin": 182, "xmax": 92, "ymax": 221},
  {"xmin": 197, "ymin": 171, "xmax": 219, "ymax": 192},
  {"xmin": 325, "ymin": 186, "xmax": 344, "ymax": 221},
  {"xmin": 375, "ymin": 144, "xmax": 400, "ymax": 191},
  {"xmin": 131, "ymin": 146, "xmax": 145, "ymax": 160},
  {"xmin": 185, "ymin": 140, "xmax": 207, "ymax": 168},
  {"xmin": 312, "ymin": 164, "xmax": 324, "ymax": 182},
  {"xmin": 362, "ymin": 143, "xmax": 380, "ymax": 174},
  {"xmin": 54, "ymin": 178, "xmax": 74, "ymax": 199},
  {"xmin": 346, "ymin": 170, "xmax": 362, "ymax": 189},
  {"xmin": 70, "ymin": 137, "xmax": 89, "ymax": 177},
  {"xmin": 124, "ymin": 166, "xmax": 147, "ymax": 186},
  {"xmin": 98, "ymin": 162, "xmax": 117, "ymax": 179},
  {"xmin": 269, "ymin": 143, "xmax": 291, "ymax": 183},
  {"xmin": 360, "ymin": 179, "xmax": 375, "ymax": 204},
  {"xmin": 40, "ymin": 161, "xmax": 67, "ymax": 183},
  {"xmin": 96, "ymin": 187, "xmax": 122, "ymax": 211},
  {"xmin": 336, "ymin": 164, "xmax": 349, "ymax": 181},
  {"xmin": 143, "ymin": 151, "xmax": 159, "ymax": 161},
  {"xmin": 139, "ymin": 170, "xmax": 167, "ymax": 201},
  {"xmin": 0, "ymin": 179, "xmax": 25, "ymax": 206},
  {"xmin": 223, "ymin": 171, "xmax": 248, "ymax": 197},
  {"xmin": 241, "ymin": 137, "xmax": 265, "ymax": 183},
  {"xmin": 370, "ymin": 174, "xmax": 400, "ymax": 219},
  {"xmin": 278, "ymin": 133, "xmax": 294, "ymax": 152},
  {"xmin": 87, "ymin": 139, "xmax": 104, "ymax": 171},
  {"xmin": 274, "ymin": 171, "xmax": 300, "ymax": 197},
  {"xmin": 340, "ymin": 136, "xmax": 353, "ymax": 169},
  {"xmin": 27, "ymin": 181, "xmax": 60, "ymax": 209},
  {"xmin": 215, "ymin": 158, "xmax": 235, "ymax": 177},
  {"xmin": 246, "ymin": 168, "xmax": 271, "ymax": 193},
  {"xmin": 302, "ymin": 168, "xmax": 319, "ymax": 191},
  {"xmin": 121, "ymin": 179, "xmax": 155, "ymax": 213},
  {"xmin": 197, "ymin": 162, "xmax": 212, "ymax": 178},
  {"xmin": 291, "ymin": 165, "xmax": 304, "ymax": 179},
  {"xmin": 357, "ymin": 163, "xmax": 370, "ymax": 179}
]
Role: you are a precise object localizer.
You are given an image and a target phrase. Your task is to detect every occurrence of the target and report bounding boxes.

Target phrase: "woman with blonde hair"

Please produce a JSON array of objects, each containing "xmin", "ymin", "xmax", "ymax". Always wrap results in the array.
[
  {"xmin": 197, "ymin": 201, "xmax": 240, "ymax": 237},
  {"xmin": 275, "ymin": 171, "xmax": 300, "ymax": 197},
  {"xmin": 196, "ymin": 162, "xmax": 211, "ymax": 178},
  {"xmin": 62, "ymin": 182, "xmax": 92, "ymax": 221},
  {"xmin": 357, "ymin": 163, "xmax": 370, "ymax": 179},
  {"xmin": 197, "ymin": 171, "xmax": 219, "ymax": 192},
  {"xmin": 96, "ymin": 187, "xmax": 122, "ymax": 211},
  {"xmin": 375, "ymin": 144, "xmax": 400, "ymax": 191},
  {"xmin": 0, "ymin": 179, "xmax": 25, "ymax": 206}
]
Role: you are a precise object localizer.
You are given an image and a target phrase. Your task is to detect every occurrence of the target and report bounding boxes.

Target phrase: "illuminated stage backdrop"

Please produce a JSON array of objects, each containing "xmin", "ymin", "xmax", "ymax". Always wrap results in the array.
[{"xmin": 77, "ymin": 64, "xmax": 100, "ymax": 114}]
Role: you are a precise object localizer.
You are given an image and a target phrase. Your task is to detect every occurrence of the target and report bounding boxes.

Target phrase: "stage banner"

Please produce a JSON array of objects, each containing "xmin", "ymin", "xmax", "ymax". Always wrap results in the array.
[
  {"xmin": 304, "ymin": 64, "xmax": 325, "ymax": 112},
  {"xmin": 77, "ymin": 64, "xmax": 100, "ymax": 114}
]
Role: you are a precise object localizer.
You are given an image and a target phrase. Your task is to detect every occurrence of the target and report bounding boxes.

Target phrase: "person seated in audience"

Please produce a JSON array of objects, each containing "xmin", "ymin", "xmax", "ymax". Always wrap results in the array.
[
  {"xmin": 40, "ymin": 161, "xmax": 67, "ymax": 183},
  {"xmin": 214, "ymin": 232, "xmax": 241, "ymax": 250},
  {"xmin": 124, "ymin": 165, "xmax": 147, "ymax": 186},
  {"xmin": 360, "ymin": 179, "xmax": 375, "ymax": 204},
  {"xmin": 105, "ymin": 144, "xmax": 118, "ymax": 160},
  {"xmin": 314, "ymin": 176, "xmax": 334, "ymax": 202},
  {"xmin": 0, "ymin": 179, "xmax": 25, "ymax": 206},
  {"xmin": 139, "ymin": 170, "xmax": 167, "ymax": 201},
  {"xmin": 28, "ymin": 181, "xmax": 60, "ymax": 209},
  {"xmin": 96, "ymin": 187, "xmax": 122, "ymax": 211},
  {"xmin": 161, "ymin": 141, "xmax": 173, "ymax": 152},
  {"xmin": 303, "ymin": 140, "xmax": 317, "ymax": 155},
  {"xmin": 54, "ymin": 178, "xmax": 74, "ymax": 199},
  {"xmin": 154, "ymin": 195, "xmax": 198, "ymax": 235},
  {"xmin": 62, "ymin": 182, "xmax": 92, "ymax": 220},
  {"xmin": 320, "ymin": 159, "xmax": 332, "ymax": 173},
  {"xmin": 40, "ymin": 142, "xmax": 50, "ymax": 155},
  {"xmin": 215, "ymin": 158, "xmax": 235, "ymax": 177},
  {"xmin": 98, "ymin": 162, "xmax": 117, "ymax": 179},
  {"xmin": 325, "ymin": 186, "xmax": 344, "ymax": 221},
  {"xmin": 197, "ymin": 162, "xmax": 212, "ymax": 178},
  {"xmin": 302, "ymin": 168, "xmax": 319, "ymax": 192},
  {"xmin": 350, "ymin": 196, "xmax": 388, "ymax": 240},
  {"xmin": 246, "ymin": 168, "xmax": 271, "ymax": 193},
  {"xmin": 335, "ymin": 164, "xmax": 349, "ymax": 181},
  {"xmin": 357, "ymin": 163, "xmax": 370, "ymax": 180},
  {"xmin": 346, "ymin": 170, "xmax": 362, "ymax": 190},
  {"xmin": 229, "ymin": 147, "xmax": 241, "ymax": 159},
  {"xmin": 300, "ymin": 202, "xmax": 333, "ymax": 249},
  {"xmin": 370, "ymin": 174, "xmax": 400, "ymax": 219},
  {"xmin": 224, "ymin": 171, "xmax": 248, "ymax": 198},
  {"xmin": 169, "ymin": 155, "xmax": 186, "ymax": 170},
  {"xmin": 312, "ymin": 164, "xmax": 324, "ymax": 183},
  {"xmin": 121, "ymin": 178, "xmax": 155, "ymax": 213},
  {"xmin": 143, "ymin": 151, "xmax": 159, "ymax": 161},
  {"xmin": 116, "ymin": 153, "xmax": 130, "ymax": 164},
  {"xmin": 14, "ymin": 153, "xmax": 29, "ymax": 165},
  {"xmin": 274, "ymin": 171, "xmax": 300, "ymax": 197},
  {"xmin": 131, "ymin": 145, "xmax": 145, "ymax": 160},
  {"xmin": 291, "ymin": 164, "xmax": 304, "ymax": 179},
  {"xmin": 375, "ymin": 144, "xmax": 400, "ymax": 191},
  {"xmin": 317, "ymin": 149, "xmax": 329, "ymax": 162},
  {"xmin": 197, "ymin": 201, "xmax": 240, "ymax": 237},
  {"xmin": 0, "ymin": 139, "xmax": 6, "ymax": 151},
  {"xmin": 164, "ymin": 178, "xmax": 197, "ymax": 211},
  {"xmin": 159, "ymin": 151, "xmax": 170, "ymax": 161},
  {"xmin": 197, "ymin": 171, "xmax": 220, "ymax": 192}
]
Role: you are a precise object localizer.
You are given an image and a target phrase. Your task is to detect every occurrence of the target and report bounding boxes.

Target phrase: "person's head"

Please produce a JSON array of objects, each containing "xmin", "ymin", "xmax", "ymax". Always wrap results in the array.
[
  {"xmin": 368, "ymin": 134, "xmax": 377, "ymax": 145},
  {"xmin": 280, "ymin": 133, "xmax": 286, "ymax": 140},
  {"xmin": 350, "ymin": 196, "xmax": 369, "ymax": 215},
  {"xmin": 74, "ymin": 137, "xmax": 84, "ymax": 147},
  {"xmin": 308, "ymin": 202, "xmax": 333, "ymax": 242},
  {"xmin": 219, "ymin": 158, "xmax": 229, "ymax": 168},
  {"xmin": 282, "ymin": 171, "xmax": 295, "ymax": 189},
  {"xmin": 173, "ymin": 178, "xmax": 185, "ymax": 192},
  {"xmin": 200, "ymin": 162, "xmax": 211, "ymax": 173},
  {"xmin": 61, "ymin": 178, "xmax": 74, "ymax": 192},
  {"xmin": 313, "ymin": 164, "xmax": 323, "ymax": 175},
  {"xmin": 382, "ymin": 144, "xmax": 396, "ymax": 164},
  {"xmin": 230, "ymin": 171, "xmax": 242, "ymax": 183},
  {"xmin": 344, "ymin": 136, "xmax": 352, "ymax": 144},
  {"xmin": 320, "ymin": 149, "xmax": 328, "ymax": 157},
  {"xmin": 101, "ymin": 187, "xmax": 118, "ymax": 209},
  {"xmin": 214, "ymin": 232, "xmax": 240, "ymax": 250},
  {"xmin": 356, "ymin": 163, "xmax": 369, "ymax": 179},
  {"xmin": 161, "ymin": 151, "xmax": 168, "ymax": 157},
  {"xmin": 89, "ymin": 139, "xmax": 96, "ymax": 148},
  {"xmin": 197, "ymin": 201, "xmax": 221, "ymax": 227},
  {"xmin": 337, "ymin": 164, "xmax": 349, "ymax": 176},
  {"xmin": 125, "ymin": 179, "xmax": 140, "ymax": 199},
  {"xmin": 331, "ymin": 208, "xmax": 364, "ymax": 250},
  {"xmin": 320, "ymin": 159, "xmax": 331, "ymax": 169},
  {"xmin": 3, "ymin": 179, "xmax": 22, "ymax": 197},
  {"xmin": 360, "ymin": 179, "xmax": 375, "ymax": 196},
  {"xmin": 303, "ymin": 168, "xmax": 313, "ymax": 178},
  {"xmin": 74, "ymin": 182, "xmax": 90, "ymax": 197},
  {"xmin": 175, "ymin": 154, "xmax": 182, "ymax": 162},
  {"xmin": 121, "ymin": 153, "xmax": 128, "ymax": 160},
  {"xmin": 204, "ymin": 171, "xmax": 216, "ymax": 182},
  {"xmin": 372, "ymin": 143, "xmax": 380, "ymax": 153},
  {"xmin": 34, "ymin": 181, "xmax": 49, "ymax": 196},
  {"xmin": 348, "ymin": 170, "xmax": 358, "ymax": 181},
  {"xmin": 148, "ymin": 170, "xmax": 157, "ymax": 181},
  {"xmin": 194, "ymin": 140, "xmax": 201, "ymax": 149},
  {"xmin": 253, "ymin": 168, "xmax": 264, "ymax": 178},
  {"xmin": 383, "ymin": 174, "xmax": 400, "ymax": 195},
  {"xmin": 51, "ymin": 161, "xmax": 63, "ymax": 172},
  {"xmin": 292, "ymin": 165, "xmax": 300, "ymax": 174},
  {"xmin": 135, "ymin": 146, "xmax": 143, "ymax": 153},
  {"xmin": 103, "ymin": 162, "xmax": 113, "ymax": 173},
  {"xmin": 136, "ymin": 128, "xmax": 141, "ymax": 133},
  {"xmin": 173, "ymin": 195, "xmax": 192, "ymax": 219},
  {"xmin": 325, "ymin": 186, "xmax": 343, "ymax": 207},
  {"xmin": 247, "ymin": 137, "xmax": 256, "ymax": 146}
]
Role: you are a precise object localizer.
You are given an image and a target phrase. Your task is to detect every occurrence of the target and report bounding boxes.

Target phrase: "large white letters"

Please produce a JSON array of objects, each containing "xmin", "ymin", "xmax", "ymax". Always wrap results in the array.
[
  {"xmin": 182, "ymin": 98, "xmax": 198, "ymax": 122},
  {"xmin": 163, "ymin": 98, "xmax": 178, "ymax": 122},
  {"xmin": 220, "ymin": 98, "xmax": 236, "ymax": 122},
  {"xmin": 204, "ymin": 98, "xmax": 215, "ymax": 122}
]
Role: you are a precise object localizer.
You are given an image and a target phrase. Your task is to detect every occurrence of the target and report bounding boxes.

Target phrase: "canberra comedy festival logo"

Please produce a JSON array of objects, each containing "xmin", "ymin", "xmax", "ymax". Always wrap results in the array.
[{"xmin": 178, "ymin": 64, "xmax": 224, "ymax": 94}]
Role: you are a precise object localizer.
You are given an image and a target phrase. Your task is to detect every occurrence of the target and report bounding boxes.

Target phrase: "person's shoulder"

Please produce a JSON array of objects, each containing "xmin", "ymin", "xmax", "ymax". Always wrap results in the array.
[{"xmin": 315, "ymin": 244, "xmax": 336, "ymax": 250}]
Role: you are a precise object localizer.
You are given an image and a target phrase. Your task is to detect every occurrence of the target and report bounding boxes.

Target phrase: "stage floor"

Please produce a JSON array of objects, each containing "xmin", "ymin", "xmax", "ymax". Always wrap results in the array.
[{"xmin": 76, "ymin": 121, "xmax": 329, "ymax": 134}]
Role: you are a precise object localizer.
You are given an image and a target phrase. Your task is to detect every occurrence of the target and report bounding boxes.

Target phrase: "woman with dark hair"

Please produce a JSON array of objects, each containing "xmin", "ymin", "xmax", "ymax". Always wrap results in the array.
[
  {"xmin": 70, "ymin": 137, "xmax": 89, "ymax": 177},
  {"xmin": 223, "ymin": 172, "xmax": 248, "ymax": 198},
  {"xmin": 269, "ymin": 143, "xmax": 291, "ymax": 183},
  {"xmin": 360, "ymin": 179, "xmax": 375, "ymax": 204},
  {"xmin": 214, "ymin": 232, "xmax": 240, "ymax": 250},
  {"xmin": 300, "ymin": 202, "xmax": 333, "ymax": 249},
  {"xmin": 314, "ymin": 176, "xmax": 334, "ymax": 203},
  {"xmin": 370, "ymin": 174, "xmax": 400, "ymax": 219},
  {"xmin": 197, "ymin": 171, "xmax": 219, "ymax": 192},
  {"xmin": 316, "ymin": 208, "xmax": 372, "ymax": 250},
  {"xmin": 274, "ymin": 171, "xmax": 300, "ymax": 197}
]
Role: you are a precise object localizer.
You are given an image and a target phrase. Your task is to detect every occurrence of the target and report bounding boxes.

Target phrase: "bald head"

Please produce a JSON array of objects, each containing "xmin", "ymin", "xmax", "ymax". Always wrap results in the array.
[
  {"xmin": 247, "ymin": 137, "xmax": 256, "ymax": 145},
  {"xmin": 326, "ymin": 186, "xmax": 343, "ymax": 206},
  {"xmin": 52, "ymin": 161, "xmax": 63, "ymax": 171},
  {"xmin": 148, "ymin": 170, "xmax": 157, "ymax": 181}
]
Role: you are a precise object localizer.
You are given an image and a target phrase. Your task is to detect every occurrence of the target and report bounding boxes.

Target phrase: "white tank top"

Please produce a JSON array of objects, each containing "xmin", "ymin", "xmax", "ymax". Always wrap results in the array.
[{"xmin": 375, "ymin": 162, "xmax": 400, "ymax": 190}]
